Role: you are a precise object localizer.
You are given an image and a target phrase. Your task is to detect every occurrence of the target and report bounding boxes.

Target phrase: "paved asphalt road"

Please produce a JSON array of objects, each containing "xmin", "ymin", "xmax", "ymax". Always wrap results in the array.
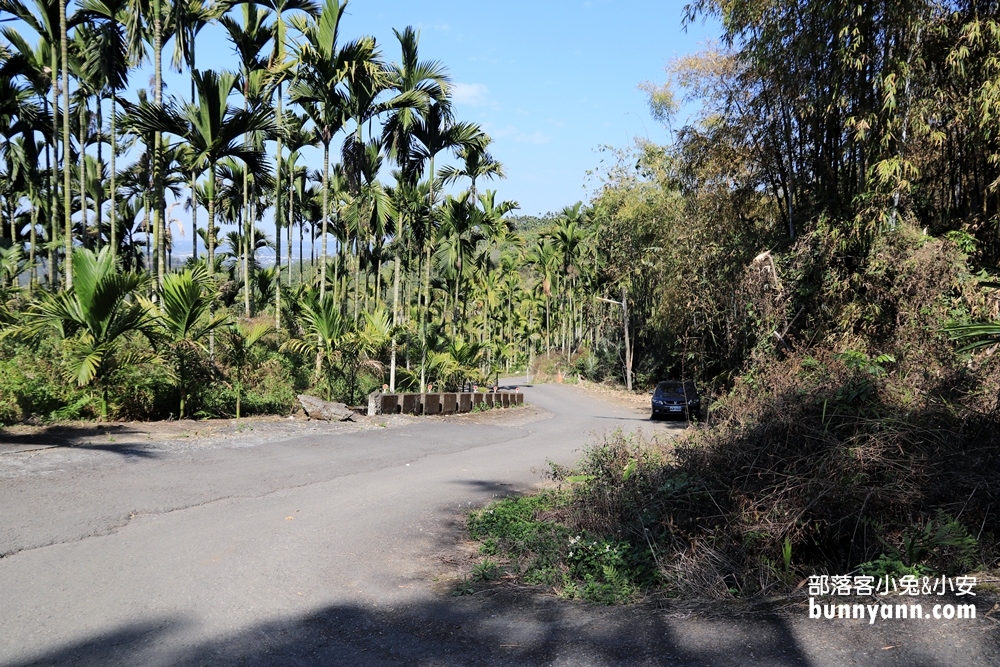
[{"xmin": 1, "ymin": 383, "xmax": 997, "ymax": 666}]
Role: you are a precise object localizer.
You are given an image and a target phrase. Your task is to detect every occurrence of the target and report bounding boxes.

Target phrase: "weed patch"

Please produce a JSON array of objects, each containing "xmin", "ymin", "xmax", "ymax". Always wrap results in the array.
[{"xmin": 465, "ymin": 386, "xmax": 999, "ymax": 602}]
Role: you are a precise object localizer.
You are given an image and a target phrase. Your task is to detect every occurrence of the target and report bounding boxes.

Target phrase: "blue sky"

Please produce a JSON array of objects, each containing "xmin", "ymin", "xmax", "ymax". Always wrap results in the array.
[{"xmin": 162, "ymin": 0, "xmax": 720, "ymax": 217}]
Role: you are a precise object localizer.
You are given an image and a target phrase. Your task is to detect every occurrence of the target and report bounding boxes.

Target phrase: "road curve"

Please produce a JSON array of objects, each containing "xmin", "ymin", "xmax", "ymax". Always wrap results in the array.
[{"xmin": 0, "ymin": 383, "xmax": 996, "ymax": 666}]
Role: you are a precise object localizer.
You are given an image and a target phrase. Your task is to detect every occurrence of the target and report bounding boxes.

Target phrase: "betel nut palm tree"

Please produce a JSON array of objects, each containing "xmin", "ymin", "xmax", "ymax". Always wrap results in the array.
[
  {"xmin": 234, "ymin": 0, "xmax": 320, "ymax": 326},
  {"xmin": 170, "ymin": 0, "xmax": 228, "ymax": 263},
  {"xmin": 77, "ymin": 0, "xmax": 135, "ymax": 262},
  {"xmin": 0, "ymin": 0, "xmax": 78, "ymax": 285},
  {"xmin": 289, "ymin": 0, "xmax": 376, "ymax": 300},
  {"xmin": 121, "ymin": 67, "xmax": 276, "ymax": 282},
  {"xmin": 380, "ymin": 25, "xmax": 448, "ymax": 391},
  {"xmin": 407, "ymin": 101, "xmax": 483, "ymax": 388}
]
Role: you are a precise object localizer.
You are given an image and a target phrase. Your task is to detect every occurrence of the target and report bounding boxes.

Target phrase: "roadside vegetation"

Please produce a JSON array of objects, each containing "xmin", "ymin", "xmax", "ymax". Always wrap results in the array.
[
  {"xmin": 0, "ymin": 0, "xmax": 608, "ymax": 421},
  {"xmin": 463, "ymin": 0, "xmax": 1000, "ymax": 601}
]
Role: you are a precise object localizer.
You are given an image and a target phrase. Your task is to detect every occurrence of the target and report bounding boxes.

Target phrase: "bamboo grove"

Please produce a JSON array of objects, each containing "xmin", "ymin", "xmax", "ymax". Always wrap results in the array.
[
  {"xmin": 0, "ymin": 0, "xmax": 610, "ymax": 420},
  {"xmin": 587, "ymin": 0, "xmax": 1000, "ymax": 388}
]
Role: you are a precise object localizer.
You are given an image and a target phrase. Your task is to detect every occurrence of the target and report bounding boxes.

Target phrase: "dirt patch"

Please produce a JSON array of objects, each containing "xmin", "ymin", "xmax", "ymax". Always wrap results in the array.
[
  {"xmin": 432, "ymin": 404, "xmax": 551, "ymax": 427},
  {"xmin": 574, "ymin": 378, "xmax": 651, "ymax": 412}
]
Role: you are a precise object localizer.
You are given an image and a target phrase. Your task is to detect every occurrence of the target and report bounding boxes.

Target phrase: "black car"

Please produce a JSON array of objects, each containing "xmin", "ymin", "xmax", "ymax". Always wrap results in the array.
[{"xmin": 650, "ymin": 381, "xmax": 700, "ymax": 420}]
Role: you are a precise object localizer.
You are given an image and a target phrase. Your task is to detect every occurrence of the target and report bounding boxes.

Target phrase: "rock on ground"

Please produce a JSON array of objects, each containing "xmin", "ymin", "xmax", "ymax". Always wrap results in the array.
[{"xmin": 297, "ymin": 395, "xmax": 355, "ymax": 421}]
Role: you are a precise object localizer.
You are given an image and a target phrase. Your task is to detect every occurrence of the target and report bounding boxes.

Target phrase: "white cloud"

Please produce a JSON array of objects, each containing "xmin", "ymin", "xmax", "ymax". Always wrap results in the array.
[{"xmin": 451, "ymin": 82, "xmax": 490, "ymax": 107}]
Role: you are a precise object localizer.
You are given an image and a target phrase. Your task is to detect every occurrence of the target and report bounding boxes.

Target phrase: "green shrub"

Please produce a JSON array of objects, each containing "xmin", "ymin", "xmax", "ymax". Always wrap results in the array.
[
  {"xmin": 241, "ymin": 365, "xmax": 297, "ymax": 416},
  {"xmin": 858, "ymin": 554, "xmax": 929, "ymax": 579},
  {"xmin": 49, "ymin": 395, "xmax": 96, "ymax": 421},
  {"xmin": 106, "ymin": 359, "xmax": 175, "ymax": 421},
  {"xmin": 0, "ymin": 344, "xmax": 86, "ymax": 424}
]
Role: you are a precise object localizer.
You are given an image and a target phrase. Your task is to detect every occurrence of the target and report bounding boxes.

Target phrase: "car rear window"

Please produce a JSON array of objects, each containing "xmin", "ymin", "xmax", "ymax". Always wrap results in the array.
[{"xmin": 656, "ymin": 381, "xmax": 696, "ymax": 394}]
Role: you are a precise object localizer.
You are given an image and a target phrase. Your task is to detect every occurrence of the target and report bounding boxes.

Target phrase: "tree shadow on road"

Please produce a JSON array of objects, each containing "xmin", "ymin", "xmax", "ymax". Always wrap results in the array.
[
  {"xmin": 4, "ymin": 592, "xmax": 829, "ymax": 667},
  {"xmin": 13, "ymin": 589, "xmax": 992, "ymax": 667},
  {"xmin": 0, "ymin": 425, "xmax": 162, "ymax": 458}
]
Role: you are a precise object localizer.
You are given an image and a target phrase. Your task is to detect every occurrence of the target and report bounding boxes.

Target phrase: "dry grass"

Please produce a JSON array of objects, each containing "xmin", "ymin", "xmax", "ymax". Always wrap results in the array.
[{"xmin": 575, "ymin": 378, "xmax": 651, "ymax": 412}]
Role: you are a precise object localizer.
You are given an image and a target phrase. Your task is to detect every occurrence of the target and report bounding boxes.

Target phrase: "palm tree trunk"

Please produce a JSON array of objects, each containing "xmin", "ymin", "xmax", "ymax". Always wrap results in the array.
[
  {"xmin": 358, "ymin": 249, "xmax": 365, "ymax": 315},
  {"xmin": 207, "ymin": 162, "xmax": 217, "ymax": 356},
  {"xmin": 207, "ymin": 162, "xmax": 217, "ymax": 276},
  {"xmin": 420, "ymin": 243, "xmax": 430, "ymax": 391},
  {"xmin": 151, "ymin": 164, "xmax": 159, "ymax": 285},
  {"xmin": 94, "ymin": 93, "xmax": 104, "ymax": 251},
  {"xmin": 320, "ymin": 141, "xmax": 330, "ymax": 300},
  {"xmin": 153, "ymin": 0, "xmax": 165, "ymax": 290},
  {"xmin": 95, "ymin": 95, "xmax": 103, "ymax": 250},
  {"xmin": 6, "ymin": 201, "xmax": 13, "ymax": 275},
  {"xmin": 110, "ymin": 89, "xmax": 118, "ymax": 260},
  {"xmin": 452, "ymin": 262, "xmax": 460, "ymax": 336},
  {"xmin": 59, "ymin": 0, "xmax": 72, "ymax": 288},
  {"xmin": 285, "ymin": 183, "xmax": 294, "ymax": 289},
  {"xmin": 143, "ymin": 190, "xmax": 151, "ymax": 282},
  {"xmin": 545, "ymin": 296, "xmax": 550, "ymax": 351},
  {"xmin": 274, "ymin": 85, "xmax": 283, "ymax": 328},
  {"xmin": 29, "ymin": 188, "xmax": 37, "ymax": 293},
  {"xmin": 333, "ymin": 224, "xmax": 341, "ymax": 308},
  {"xmin": 154, "ymin": 128, "xmax": 163, "ymax": 285},
  {"xmin": 375, "ymin": 253, "xmax": 381, "ymax": 307},
  {"xmin": 441, "ymin": 284, "xmax": 449, "ymax": 329},
  {"xmin": 46, "ymin": 61, "xmax": 59, "ymax": 287},
  {"xmin": 243, "ymin": 179, "xmax": 251, "ymax": 317},
  {"xmin": 389, "ymin": 210, "xmax": 402, "ymax": 392},
  {"xmin": 286, "ymin": 172, "xmax": 293, "ymax": 289},
  {"xmin": 79, "ymin": 108, "xmax": 88, "ymax": 248},
  {"xmin": 242, "ymin": 91, "xmax": 251, "ymax": 318},
  {"xmin": 296, "ymin": 190, "xmax": 302, "ymax": 284},
  {"xmin": 420, "ymin": 157, "xmax": 437, "ymax": 391},
  {"xmin": 189, "ymin": 65, "xmax": 197, "ymax": 262}
]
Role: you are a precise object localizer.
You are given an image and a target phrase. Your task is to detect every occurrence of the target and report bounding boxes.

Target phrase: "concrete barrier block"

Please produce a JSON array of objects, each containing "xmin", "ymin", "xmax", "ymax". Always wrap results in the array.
[
  {"xmin": 484, "ymin": 394, "xmax": 495, "ymax": 408},
  {"xmin": 442, "ymin": 393, "xmax": 457, "ymax": 414},
  {"xmin": 458, "ymin": 393, "xmax": 472, "ymax": 412},
  {"xmin": 381, "ymin": 394, "xmax": 399, "ymax": 414},
  {"xmin": 499, "ymin": 393, "xmax": 511, "ymax": 408},
  {"xmin": 401, "ymin": 393, "xmax": 421, "ymax": 415},
  {"xmin": 367, "ymin": 393, "xmax": 401, "ymax": 416},
  {"xmin": 515, "ymin": 393, "xmax": 524, "ymax": 405},
  {"xmin": 471, "ymin": 393, "xmax": 485, "ymax": 409},
  {"xmin": 422, "ymin": 393, "xmax": 441, "ymax": 415}
]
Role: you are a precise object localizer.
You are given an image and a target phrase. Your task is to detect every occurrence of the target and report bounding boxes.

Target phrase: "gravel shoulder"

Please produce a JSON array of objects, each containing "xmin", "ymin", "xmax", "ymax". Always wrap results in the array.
[{"xmin": 0, "ymin": 404, "xmax": 548, "ymax": 475}]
